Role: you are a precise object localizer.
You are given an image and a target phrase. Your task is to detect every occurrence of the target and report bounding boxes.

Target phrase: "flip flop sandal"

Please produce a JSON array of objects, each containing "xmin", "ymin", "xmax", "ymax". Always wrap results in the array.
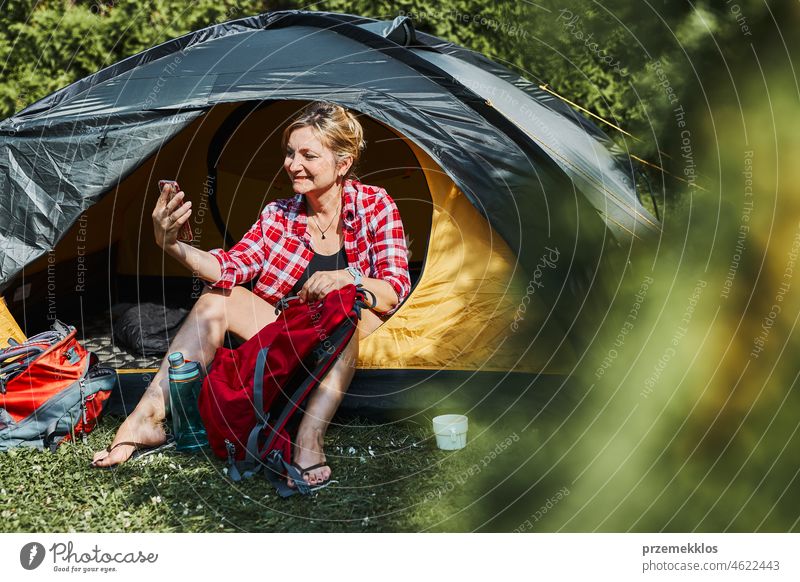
[
  {"xmin": 90, "ymin": 438, "xmax": 175, "ymax": 469},
  {"xmin": 287, "ymin": 461, "xmax": 335, "ymax": 493}
]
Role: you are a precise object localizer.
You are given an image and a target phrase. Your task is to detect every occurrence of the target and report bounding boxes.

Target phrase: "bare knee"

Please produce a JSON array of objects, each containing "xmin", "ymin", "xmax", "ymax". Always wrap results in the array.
[{"xmin": 193, "ymin": 286, "xmax": 230, "ymax": 324}]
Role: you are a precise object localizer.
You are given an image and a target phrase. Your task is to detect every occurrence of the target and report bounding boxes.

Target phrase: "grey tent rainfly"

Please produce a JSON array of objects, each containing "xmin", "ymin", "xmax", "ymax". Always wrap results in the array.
[{"xmin": 0, "ymin": 11, "xmax": 658, "ymax": 414}]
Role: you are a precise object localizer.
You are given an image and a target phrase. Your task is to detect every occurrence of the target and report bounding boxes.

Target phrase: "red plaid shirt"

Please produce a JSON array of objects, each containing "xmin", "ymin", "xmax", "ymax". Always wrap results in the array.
[{"xmin": 207, "ymin": 179, "xmax": 411, "ymax": 315}]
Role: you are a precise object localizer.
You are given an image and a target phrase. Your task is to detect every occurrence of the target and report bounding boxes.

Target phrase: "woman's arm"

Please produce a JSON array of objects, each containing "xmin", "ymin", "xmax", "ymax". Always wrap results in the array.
[
  {"xmin": 298, "ymin": 271, "xmax": 399, "ymax": 312},
  {"xmin": 152, "ymin": 185, "xmax": 222, "ymax": 282},
  {"xmin": 357, "ymin": 276, "xmax": 399, "ymax": 313},
  {"xmin": 365, "ymin": 191, "xmax": 411, "ymax": 314},
  {"xmin": 153, "ymin": 183, "xmax": 271, "ymax": 286},
  {"xmin": 165, "ymin": 241, "xmax": 222, "ymax": 283}
]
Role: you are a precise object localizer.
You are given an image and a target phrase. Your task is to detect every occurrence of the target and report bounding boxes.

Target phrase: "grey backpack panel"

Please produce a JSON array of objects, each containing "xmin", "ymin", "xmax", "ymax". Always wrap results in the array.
[{"xmin": 0, "ymin": 362, "xmax": 117, "ymax": 452}]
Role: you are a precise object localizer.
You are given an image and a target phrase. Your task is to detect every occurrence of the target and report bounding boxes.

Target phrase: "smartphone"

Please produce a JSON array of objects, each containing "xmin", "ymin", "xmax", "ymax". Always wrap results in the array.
[{"xmin": 158, "ymin": 180, "xmax": 193, "ymax": 242}]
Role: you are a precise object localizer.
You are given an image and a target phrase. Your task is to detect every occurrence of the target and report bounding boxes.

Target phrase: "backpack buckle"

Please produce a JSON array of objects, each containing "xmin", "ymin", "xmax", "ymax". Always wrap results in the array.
[
  {"xmin": 275, "ymin": 295, "xmax": 301, "ymax": 315},
  {"xmin": 224, "ymin": 439, "xmax": 243, "ymax": 481},
  {"xmin": 62, "ymin": 346, "xmax": 80, "ymax": 364}
]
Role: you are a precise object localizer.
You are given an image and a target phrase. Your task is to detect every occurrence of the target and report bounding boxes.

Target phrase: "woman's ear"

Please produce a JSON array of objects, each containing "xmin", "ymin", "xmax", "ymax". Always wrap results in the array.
[{"xmin": 338, "ymin": 155, "xmax": 354, "ymax": 178}]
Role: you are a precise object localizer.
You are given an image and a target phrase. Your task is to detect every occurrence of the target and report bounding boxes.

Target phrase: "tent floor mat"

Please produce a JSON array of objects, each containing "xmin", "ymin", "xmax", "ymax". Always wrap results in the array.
[{"xmin": 80, "ymin": 311, "xmax": 163, "ymax": 369}]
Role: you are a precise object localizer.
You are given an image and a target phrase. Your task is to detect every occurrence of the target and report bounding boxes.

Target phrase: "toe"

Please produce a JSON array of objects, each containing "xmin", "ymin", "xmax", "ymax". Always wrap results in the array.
[
  {"xmin": 91, "ymin": 443, "xmax": 134, "ymax": 468},
  {"xmin": 91, "ymin": 455, "xmax": 110, "ymax": 468},
  {"xmin": 91, "ymin": 448, "xmax": 113, "ymax": 466},
  {"xmin": 305, "ymin": 466, "xmax": 328, "ymax": 485}
]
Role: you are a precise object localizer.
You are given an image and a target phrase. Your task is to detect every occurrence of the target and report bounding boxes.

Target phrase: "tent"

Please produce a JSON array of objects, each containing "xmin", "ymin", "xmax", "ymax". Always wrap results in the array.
[{"xmin": 0, "ymin": 11, "xmax": 658, "ymax": 414}]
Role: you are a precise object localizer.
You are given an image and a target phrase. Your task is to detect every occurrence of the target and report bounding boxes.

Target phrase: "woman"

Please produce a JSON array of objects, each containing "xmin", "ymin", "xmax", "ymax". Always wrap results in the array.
[{"xmin": 92, "ymin": 102, "xmax": 411, "ymax": 488}]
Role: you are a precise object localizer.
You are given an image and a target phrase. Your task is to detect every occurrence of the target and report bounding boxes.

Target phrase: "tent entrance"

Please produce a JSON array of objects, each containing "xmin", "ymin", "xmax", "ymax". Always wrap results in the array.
[
  {"xmin": 2, "ymin": 100, "xmax": 434, "ymax": 352},
  {"xmin": 3, "ymin": 100, "xmax": 576, "ymax": 379}
]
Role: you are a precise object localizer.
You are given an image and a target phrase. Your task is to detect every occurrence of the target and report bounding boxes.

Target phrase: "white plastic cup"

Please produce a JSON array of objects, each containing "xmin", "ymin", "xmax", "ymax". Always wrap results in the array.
[{"xmin": 432, "ymin": 414, "xmax": 469, "ymax": 450}]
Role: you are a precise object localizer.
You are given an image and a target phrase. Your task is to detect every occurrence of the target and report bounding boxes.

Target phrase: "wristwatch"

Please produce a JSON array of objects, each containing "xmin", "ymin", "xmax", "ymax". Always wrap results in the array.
[{"xmin": 346, "ymin": 266, "xmax": 363, "ymax": 286}]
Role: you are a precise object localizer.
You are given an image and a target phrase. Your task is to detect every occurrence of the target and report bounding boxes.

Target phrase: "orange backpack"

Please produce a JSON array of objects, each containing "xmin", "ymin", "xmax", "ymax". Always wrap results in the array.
[{"xmin": 0, "ymin": 320, "xmax": 116, "ymax": 451}]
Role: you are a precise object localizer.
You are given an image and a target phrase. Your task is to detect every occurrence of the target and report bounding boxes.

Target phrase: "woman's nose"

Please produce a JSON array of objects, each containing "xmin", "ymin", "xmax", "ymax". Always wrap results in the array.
[{"xmin": 287, "ymin": 155, "xmax": 302, "ymax": 172}]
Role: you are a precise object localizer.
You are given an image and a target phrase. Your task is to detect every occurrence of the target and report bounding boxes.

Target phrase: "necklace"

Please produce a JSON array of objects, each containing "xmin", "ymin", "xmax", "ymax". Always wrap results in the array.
[{"xmin": 311, "ymin": 200, "xmax": 341, "ymax": 240}]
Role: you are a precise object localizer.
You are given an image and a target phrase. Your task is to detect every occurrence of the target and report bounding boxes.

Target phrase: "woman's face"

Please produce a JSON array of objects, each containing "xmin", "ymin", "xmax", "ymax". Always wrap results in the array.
[{"xmin": 284, "ymin": 126, "xmax": 349, "ymax": 195}]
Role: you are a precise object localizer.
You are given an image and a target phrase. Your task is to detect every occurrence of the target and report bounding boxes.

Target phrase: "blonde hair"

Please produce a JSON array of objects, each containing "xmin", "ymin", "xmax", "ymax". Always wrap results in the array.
[{"xmin": 281, "ymin": 101, "xmax": 366, "ymax": 180}]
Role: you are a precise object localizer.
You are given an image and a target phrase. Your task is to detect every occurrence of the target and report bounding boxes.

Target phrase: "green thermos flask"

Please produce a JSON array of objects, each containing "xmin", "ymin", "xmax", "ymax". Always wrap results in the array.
[{"xmin": 167, "ymin": 352, "xmax": 207, "ymax": 451}]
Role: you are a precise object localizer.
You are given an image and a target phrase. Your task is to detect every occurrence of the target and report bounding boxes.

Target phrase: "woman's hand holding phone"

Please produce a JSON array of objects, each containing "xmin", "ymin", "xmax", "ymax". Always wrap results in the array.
[
  {"xmin": 153, "ymin": 180, "xmax": 193, "ymax": 249},
  {"xmin": 150, "ymin": 180, "xmax": 222, "ymax": 283}
]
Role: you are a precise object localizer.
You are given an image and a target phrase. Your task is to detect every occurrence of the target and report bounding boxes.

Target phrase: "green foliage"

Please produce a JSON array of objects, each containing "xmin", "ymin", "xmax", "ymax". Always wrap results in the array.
[
  {"xmin": 0, "ymin": 0, "xmax": 775, "ymax": 156},
  {"xmin": 0, "ymin": 0, "xmax": 264, "ymax": 118},
  {"xmin": 0, "ymin": 0, "xmax": 753, "ymax": 158}
]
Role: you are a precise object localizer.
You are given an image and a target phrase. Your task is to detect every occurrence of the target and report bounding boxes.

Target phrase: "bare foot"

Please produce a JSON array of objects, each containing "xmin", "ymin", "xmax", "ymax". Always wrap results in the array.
[
  {"xmin": 91, "ymin": 413, "xmax": 167, "ymax": 468},
  {"xmin": 287, "ymin": 428, "xmax": 330, "ymax": 488}
]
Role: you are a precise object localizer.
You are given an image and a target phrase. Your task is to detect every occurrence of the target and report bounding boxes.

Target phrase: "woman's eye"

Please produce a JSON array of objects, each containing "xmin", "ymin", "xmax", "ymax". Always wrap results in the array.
[{"xmin": 305, "ymin": 154, "xmax": 317, "ymax": 159}]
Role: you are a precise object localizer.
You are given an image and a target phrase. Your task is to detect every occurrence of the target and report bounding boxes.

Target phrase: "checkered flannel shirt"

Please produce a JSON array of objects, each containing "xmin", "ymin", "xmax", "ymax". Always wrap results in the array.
[{"xmin": 207, "ymin": 179, "xmax": 411, "ymax": 315}]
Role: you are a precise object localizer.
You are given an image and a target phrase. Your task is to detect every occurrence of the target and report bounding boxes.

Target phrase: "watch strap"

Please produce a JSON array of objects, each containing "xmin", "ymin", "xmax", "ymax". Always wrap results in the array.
[{"xmin": 346, "ymin": 266, "xmax": 363, "ymax": 286}]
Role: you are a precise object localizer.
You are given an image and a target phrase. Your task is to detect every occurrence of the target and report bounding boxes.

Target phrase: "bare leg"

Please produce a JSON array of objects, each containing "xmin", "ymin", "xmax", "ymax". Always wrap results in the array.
[
  {"xmin": 92, "ymin": 286, "xmax": 277, "ymax": 467},
  {"xmin": 289, "ymin": 309, "xmax": 384, "ymax": 486}
]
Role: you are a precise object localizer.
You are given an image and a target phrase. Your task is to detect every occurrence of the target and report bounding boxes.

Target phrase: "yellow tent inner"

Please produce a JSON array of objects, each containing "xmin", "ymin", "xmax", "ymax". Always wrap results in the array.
[
  {"xmin": 0, "ymin": 297, "xmax": 25, "ymax": 346},
  {"xmin": 358, "ymin": 140, "xmax": 575, "ymax": 374}
]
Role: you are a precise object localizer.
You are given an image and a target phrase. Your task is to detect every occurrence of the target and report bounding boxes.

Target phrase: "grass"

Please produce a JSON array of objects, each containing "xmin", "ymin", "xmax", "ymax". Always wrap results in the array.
[{"xmin": 0, "ymin": 414, "xmax": 516, "ymax": 532}]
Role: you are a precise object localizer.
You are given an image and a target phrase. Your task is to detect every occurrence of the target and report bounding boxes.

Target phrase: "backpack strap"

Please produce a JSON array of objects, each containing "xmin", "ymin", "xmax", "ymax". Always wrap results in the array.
[
  {"xmin": 0, "ymin": 355, "xmax": 40, "ymax": 394},
  {"xmin": 0, "ymin": 322, "xmax": 75, "ymax": 392},
  {"xmin": 257, "ymin": 317, "xmax": 358, "ymax": 496},
  {"xmin": 44, "ymin": 416, "xmax": 70, "ymax": 452},
  {"xmin": 274, "ymin": 295, "xmax": 302, "ymax": 315},
  {"xmin": 353, "ymin": 286, "xmax": 377, "ymax": 319},
  {"xmin": 243, "ymin": 346, "xmax": 272, "ymax": 473},
  {"xmin": 0, "ymin": 345, "xmax": 45, "ymax": 367},
  {"xmin": 51, "ymin": 319, "xmax": 73, "ymax": 339},
  {"xmin": 42, "ymin": 350, "xmax": 95, "ymax": 450},
  {"xmin": 264, "ymin": 450, "xmax": 309, "ymax": 497},
  {"xmin": 227, "ymin": 347, "xmax": 271, "ymax": 481}
]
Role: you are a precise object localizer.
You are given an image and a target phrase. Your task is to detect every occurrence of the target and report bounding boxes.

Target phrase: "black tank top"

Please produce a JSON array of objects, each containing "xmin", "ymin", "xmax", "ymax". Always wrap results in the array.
[{"xmin": 290, "ymin": 246, "xmax": 349, "ymax": 296}]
